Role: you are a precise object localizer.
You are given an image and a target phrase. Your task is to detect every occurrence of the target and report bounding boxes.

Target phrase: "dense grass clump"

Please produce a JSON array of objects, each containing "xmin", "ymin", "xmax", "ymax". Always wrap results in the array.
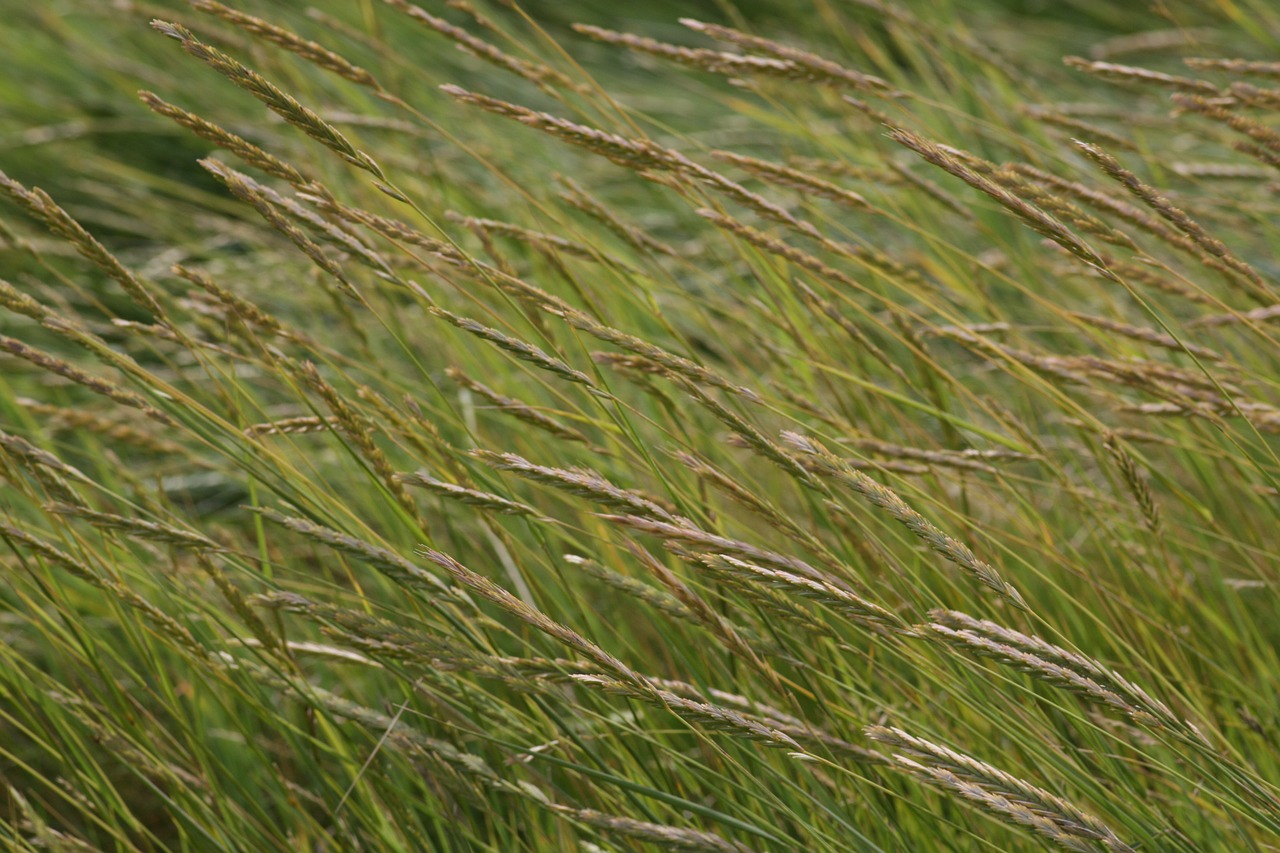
[{"xmin": 2, "ymin": 0, "xmax": 1280, "ymax": 849}]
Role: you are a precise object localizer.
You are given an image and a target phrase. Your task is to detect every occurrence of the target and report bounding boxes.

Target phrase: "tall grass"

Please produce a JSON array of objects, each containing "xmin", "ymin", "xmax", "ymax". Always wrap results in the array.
[{"xmin": 1, "ymin": 0, "xmax": 1278, "ymax": 849}]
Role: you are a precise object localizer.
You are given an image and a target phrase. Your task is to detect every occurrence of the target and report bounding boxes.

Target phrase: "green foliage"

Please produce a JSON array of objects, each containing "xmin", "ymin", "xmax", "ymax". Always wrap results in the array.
[{"xmin": 1, "ymin": 0, "xmax": 1279, "ymax": 850}]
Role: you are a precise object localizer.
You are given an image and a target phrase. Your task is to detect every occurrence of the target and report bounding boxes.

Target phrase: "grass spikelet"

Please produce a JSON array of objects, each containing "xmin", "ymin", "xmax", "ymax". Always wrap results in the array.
[
  {"xmin": 190, "ymin": 0, "xmax": 380, "ymax": 89},
  {"xmin": 563, "ymin": 553, "xmax": 699, "ymax": 622},
  {"xmin": 680, "ymin": 18, "xmax": 898, "ymax": 95},
  {"xmin": 547, "ymin": 805, "xmax": 757, "ymax": 853},
  {"xmin": 200, "ymin": 159, "xmax": 359, "ymax": 298},
  {"xmin": 1090, "ymin": 28, "xmax": 1217, "ymax": 60},
  {"xmin": 564, "ymin": 672, "xmax": 802, "ymax": 749},
  {"xmin": 557, "ymin": 176, "xmax": 679, "ymax": 257},
  {"xmin": 1184, "ymin": 57, "xmax": 1280, "ymax": 80},
  {"xmin": 420, "ymin": 548, "xmax": 650, "ymax": 688},
  {"xmin": 0, "ymin": 430, "xmax": 85, "ymax": 504},
  {"xmin": 297, "ymin": 361, "xmax": 427, "ymax": 529},
  {"xmin": 10, "ymin": 3, "xmax": 1280, "ymax": 848},
  {"xmin": 1101, "ymin": 433, "xmax": 1162, "ymax": 535},
  {"xmin": 553, "ymin": 306, "xmax": 762, "ymax": 402},
  {"xmin": 473, "ymin": 449, "xmax": 681, "ymax": 522},
  {"xmin": 395, "ymin": 470, "xmax": 549, "ymax": 520},
  {"xmin": 927, "ymin": 609, "xmax": 1185, "ymax": 733},
  {"xmin": 21, "ymin": 397, "xmax": 187, "ymax": 462},
  {"xmin": 782, "ymin": 432, "xmax": 1028, "ymax": 609},
  {"xmin": 244, "ymin": 415, "xmax": 339, "ymax": 437},
  {"xmin": 0, "ymin": 169, "xmax": 167, "ymax": 319},
  {"xmin": 46, "ymin": 502, "xmax": 226, "ymax": 552},
  {"xmin": 1073, "ymin": 141, "xmax": 1273, "ymax": 302},
  {"xmin": 447, "ymin": 366, "xmax": 596, "ymax": 447},
  {"xmin": 887, "ymin": 130, "xmax": 1111, "ymax": 275},
  {"xmin": 867, "ymin": 725, "xmax": 1135, "ymax": 852},
  {"xmin": 446, "ymin": 211, "xmax": 622, "ymax": 265},
  {"xmin": 1170, "ymin": 94, "xmax": 1280, "ymax": 165},
  {"xmin": 0, "ymin": 277, "xmax": 50, "ymax": 321},
  {"xmin": 1069, "ymin": 312, "xmax": 1224, "ymax": 361},
  {"xmin": 151, "ymin": 20, "xmax": 385, "ymax": 177},
  {"xmin": 431, "ymin": 307, "xmax": 598, "ymax": 389},
  {"xmin": 1188, "ymin": 303, "xmax": 1280, "ymax": 328},
  {"xmin": 1063, "ymin": 57, "xmax": 1220, "ymax": 94},
  {"xmin": 0, "ymin": 335, "xmax": 173, "ymax": 424},
  {"xmin": 700, "ymin": 553, "xmax": 908, "ymax": 634},
  {"xmin": 389, "ymin": 0, "xmax": 574, "ymax": 92},
  {"xmin": 710, "ymin": 150, "xmax": 872, "ymax": 211},
  {"xmin": 138, "ymin": 91, "xmax": 310, "ymax": 185},
  {"xmin": 251, "ymin": 506, "xmax": 458, "ymax": 601},
  {"xmin": 0, "ymin": 522, "xmax": 207, "ymax": 659},
  {"xmin": 573, "ymin": 23, "xmax": 833, "ymax": 88},
  {"xmin": 598, "ymin": 514, "xmax": 836, "ymax": 586}
]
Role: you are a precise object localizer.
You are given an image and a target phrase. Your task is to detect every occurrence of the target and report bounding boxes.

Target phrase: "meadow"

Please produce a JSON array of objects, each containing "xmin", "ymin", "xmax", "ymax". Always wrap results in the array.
[{"xmin": 1, "ymin": 0, "xmax": 1279, "ymax": 849}]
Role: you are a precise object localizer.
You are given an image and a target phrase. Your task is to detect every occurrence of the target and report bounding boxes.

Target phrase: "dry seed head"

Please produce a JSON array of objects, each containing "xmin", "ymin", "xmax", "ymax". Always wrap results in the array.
[
  {"xmin": 1170, "ymin": 162, "xmax": 1274, "ymax": 179},
  {"xmin": 629, "ymin": 544, "xmax": 778, "ymax": 683},
  {"xmin": 928, "ymin": 609, "xmax": 1186, "ymax": 733},
  {"xmin": 564, "ymin": 554, "xmax": 696, "ymax": 622},
  {"xmin": 870, "ymin": 722, "xmax": 1131, "ymax": 850},
  {"xmin": 395, "ymin": 471, "xmax": 548, "ymax": 521},
  {"xmin": 431, "ymin": 308, "xmax": 597, "ymax": 389},
  {"xmin": 0, "ymin": 335, "xmax": 173, "ymax": 425},
  {"xmin": 1171, "ymin": 94, "xmax": 1280, "ymax": 158},
  {"xmin": 447, "ymin": 366, "xmax": 595, "ymax": 447},
  {"xmin": 190, "ymin": 0, "xmax": 380, "ymax": 88},
  {"xmin": 16, "ymin": 400, "xmax": 184, "ymax": 456},
  {"xmin": 390, "ymin": 0, "xmax": 575, "ymax": 91},
  {"xmin": 548, "ymin": 805, "xmax": 756, "ymax": 853},
  {"xmin": 599, "ymin": 513, "xmax": 838, "ymax": 589},
  {"xmin": 200, "ymin": 159, "xmax": 360, "ymax": 299},
  {"xmin": 0, "ymin": 169, "xmax": 166, "ymax": 318},
  {"xmin": 251, "ymin": 506, "xmax": 462, "ymax": 603},
  {"xmin": 556, "ymin": 176, "xmax": 679, "ymax": 257},
  {"xmin": 1189, "ymin": 303, "xmax": 1280, "ymax": 329},
  {"xmin": 1090, "ymin": 27, "xmax": 1218, "ymax": 60},
  {"xmin": 1069, "ymin": 312, "xmax": 1225, "ymax": 362},
  {"xmin": 784, "ymin": 432, "xmax": 1028, "ymax": 609},
  {"xmin": 574, "ymin": 23, "xmax": 819, "ymax": 84},
  {"xmin": 565, "ymin": 672, "xmax": 802, "ymax": 750},
  {"xmin": 711, "ymin": 150, "xmax": 872, "ymax": 210},
  {"xmin": 1, "ymin": 521, "xmax": 206, "ymax": 658},
  {"xmin": 1102, "ymin": 433, "xmax": 1162, "ymax": 535},
  {"xmin": 440, "ymin": 85, "xmax": 814, "ymax": 239},
  {"xmin": 887, "ymin": 129, "xmax": 1111, "ymax": 277},
  {"xmin": 1064, "ymin": 56, "xmax": 1220, "ymax": 94},
  {"xmin": 671, "ymin": 449, "xmax": 838, "ymax": 556},
  {"xmin": 138, "ymin": 91, "xmax": 309, "ymax": 185},
  {"xmin": 680, "ymin": 18, "xmax": 899, "ymax": 95},
  {"xmin": 1027, "ymin": 105, "xmax": 1139, "ymax": 150},
  {"xmin": 440, "ymin": 85, "xmax": 675, "ymax": 171},
  {"xmin": 151, "ymin": 20, "xmax": 384, "ymax": 178},
  {"xmin": 1073, "ymin": 140, "xmax": 1273, "ymax": 302},
  {"xmin": 1184, "ymin": 57, "xmax": 1280, "ymax": 80},
  {"xmin": 420, "ymin": 548, "xmax": 650, "ymax": 690},
  {"xmin": 243, "ymin": 415, "xmax": 338, "ymax": 437},
  {"xmin": 47, "ymin": 502, "xmax": 225, "ymax": 552},
  {"xmin": 555, "ymin": 305, "xmax": 761, "ymax": 402},
  {"xmin": 473, "ymin": 450, "xmax": 682, "ymax": 522},
  {"xmin": 868, "ymin": 726, "xmax": 1133, "ymax": 852},
  {"xmin": 296, "ymin": 361, "xmax": 426, "ymax": 528},
  {"xmin": 702, "ymin": 553, "xmax": 909, "ymax": 634},
  {"xmin": 0, "ymin": 278, "xmax": 50, "ymax": 321},
  {"xmin": 446, "ymin": 211, "xmax": 623, "ymax": 266}
]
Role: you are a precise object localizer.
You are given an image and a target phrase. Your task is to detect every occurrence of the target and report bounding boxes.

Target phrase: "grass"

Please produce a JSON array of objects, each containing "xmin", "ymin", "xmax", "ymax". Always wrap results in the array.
[{"xmin": 1, "ymin": 0, "xmax": 1279, "ymax": 849}]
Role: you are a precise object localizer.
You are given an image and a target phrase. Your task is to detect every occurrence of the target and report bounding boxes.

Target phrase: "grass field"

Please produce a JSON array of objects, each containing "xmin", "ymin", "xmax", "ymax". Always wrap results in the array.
[{"xmin": 2, "ymin": 0, "xmax": 1280, "ymax": 849}]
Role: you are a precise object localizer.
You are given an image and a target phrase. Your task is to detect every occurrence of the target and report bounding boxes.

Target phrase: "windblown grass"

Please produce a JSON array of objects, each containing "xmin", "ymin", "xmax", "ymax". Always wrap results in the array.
[{"xmin": 1, "ymin": 1, "xmax": 1279, "ymax": 850}]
